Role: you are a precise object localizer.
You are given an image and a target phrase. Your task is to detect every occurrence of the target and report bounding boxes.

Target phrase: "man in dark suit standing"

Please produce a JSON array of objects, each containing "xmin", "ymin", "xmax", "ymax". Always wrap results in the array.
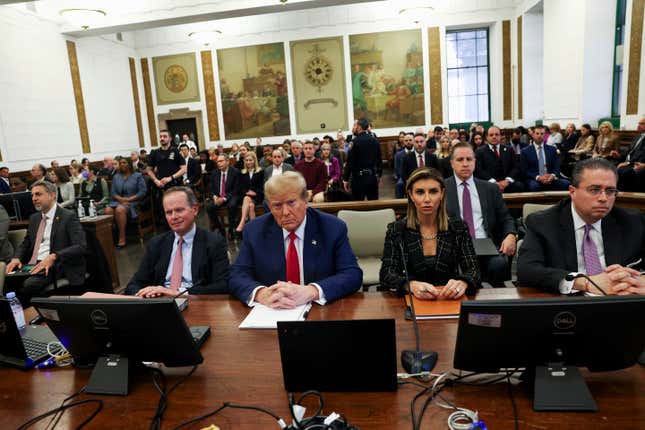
[
  {"xmin": 519, "ymin": 125, "xmax": 570, "ymax": 191},
  {"xmin": 179, "ymin": 144, "xmax": 201, "ymax": 185},
  {"xmin": 126, "ymin": 187, "xmax": 229, "ymax": 297},
  {"xmin": 394, "ymin": 133, "xmax": 414, "ymax": 198},
  {"xmin": 617, "ymin": 116, "xmax": 645, "ymax": 191},
  {"xmin": 0, "ymin": 167, "xmax": 11, "ymax": 194},
  {"xmin": 230, "ymin": 171, "xmax": 362, "ymax": 308},
  {"xmin": 475, "ymin": 126, "xmax": 524, "ymax": 193},
  {"xmin": 518, "ymin": 158, "xmax": 644, "ymax": 295},
  {"xmin": 401, "ymin": 132, "xmax": 439, "ymax": 184},
  {"xmin": 206, "ymin": 154, "xmax": 240, "ymax": 238},
  {"xmin": 5, "ymin": 181, "xmax": 86, "ymax": 306},
  {"xmin": 446, "ymin": 143, "xmax": 517, "ymax": 287},
  {"xmin": 343, "ymin": 118, "xmax": 382, "ymax": 200}
]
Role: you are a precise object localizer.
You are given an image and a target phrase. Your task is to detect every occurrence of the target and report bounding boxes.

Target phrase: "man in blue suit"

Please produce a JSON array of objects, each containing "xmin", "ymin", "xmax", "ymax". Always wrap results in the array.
[
  {"xmin": 0, "ymin": 167, "xmax": 10, "ymax": 194},
  {"xmin": 230, "ymin": 171, "xmax": 362, "ymax": 308},
  {"xmin": 520, "ymin": 125, "xmax": 570, "ymax": 191}
]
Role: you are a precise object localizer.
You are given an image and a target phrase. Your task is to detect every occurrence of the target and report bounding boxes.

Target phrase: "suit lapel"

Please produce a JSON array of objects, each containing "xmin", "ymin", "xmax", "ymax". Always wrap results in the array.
[
  {"xmin": 191, "ymin": 229, "xmax": 205, "ymax": 283},
  {"xmin": 445, "ymin": 177, "xmax": 460, "ymax": 218},
  {"xmin": 159, "ymin": 232, "xmax": 175, "ymax": 280},
  {"xmin": 473, "ymin": 180, "xmax": 491, "ymax": 236},
  {"xmin": 601, "ymin": 213, "xmax": 622, "ymax": 266},
  {"xmin": 50, "ymin": 206, "xmax": 62, "ymax": 246},
  {"xmin": 265, "ymin": 222, "xmax": 287, "ymax": 281},
  {"xmin": 559, "ymin": 202, "xmax": 578, "ymax": 271},
  {"xmin": 302, "ymin": 214, "xmax": 320, "ymax": 284}
]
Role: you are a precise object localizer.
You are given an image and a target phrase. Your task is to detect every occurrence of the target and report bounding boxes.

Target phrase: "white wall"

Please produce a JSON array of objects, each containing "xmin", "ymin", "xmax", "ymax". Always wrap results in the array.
[{"xmin": 522, "ymin": 10, "xmax": 544, "ymax": 124}]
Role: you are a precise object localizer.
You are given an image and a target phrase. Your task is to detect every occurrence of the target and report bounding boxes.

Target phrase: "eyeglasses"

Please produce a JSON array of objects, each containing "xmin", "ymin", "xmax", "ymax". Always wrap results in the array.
[{"xmin": 583, "ymin": 186, "xmax": 619, "ymax": 197}]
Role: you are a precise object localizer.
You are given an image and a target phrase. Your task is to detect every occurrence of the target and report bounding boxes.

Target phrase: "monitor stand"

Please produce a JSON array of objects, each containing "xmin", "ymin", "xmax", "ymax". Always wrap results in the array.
[
  {"xmin": 533, "ymin": 364, "xmax": 597, "ymax": 412},
  {"xmin": 86, "ymin": 355, "xmax": 130, "ymax": 396}
]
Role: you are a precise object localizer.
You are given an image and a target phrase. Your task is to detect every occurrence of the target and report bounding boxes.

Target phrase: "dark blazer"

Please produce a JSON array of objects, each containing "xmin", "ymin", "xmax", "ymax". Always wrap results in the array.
[
  {"xmin": 238, "ymin": 170, "xmax": 264, "ymax": 203},
  {"xmin": 517, "ymin": 199, "xmax": 645, "ymax": 293},
  {"xmin": 401, "ymin": 150, "xmax": 439, "ymax": 183},
  {"xmin": 475, "ymin": 144, "xmax": 520, "ymax": 182},
  {"xmin": 125, "ymin": 227, "xmax": 229, "ymax": 295},
  {"xmin": 379, "ymin": 218, "xmax": 481, "ymax": 296},
  {"xmin": 520, "ymin": 143, "xmax": 562, "ymax": 180},
  {"xmin": 0, "ymin": 205, "xmax": 13, "ymax": 262},
  {"xmin": 14, "ymin": 206, "xmax": 86, "ymax": 285},
  {"xmin": 185, "ymin": 157, "xmax": 202, "ymax": 184},
  {"xmin": 230, "ymin": 207, "xmax": 363, "ymax": 305},
  {"xmin": 210, "ymin": 167, "xmax": 240, "ymax": 201},
  {"xmin": 0, "ymin": 178, "xmax": 10, "ymax": 194},
  {"xmin": 445, "ymin": 176, "xmax": 516, "ymax": 246},
  {"xmin": 263, "ymin": 163, "xmax": 294, "ymax": 184},
  {"xmin": 623, "ymin": 134, "xmax": 645, "ymax": 163}
]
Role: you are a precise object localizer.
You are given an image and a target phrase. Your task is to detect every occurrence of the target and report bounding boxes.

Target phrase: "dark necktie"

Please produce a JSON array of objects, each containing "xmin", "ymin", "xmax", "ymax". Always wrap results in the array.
[
  {"xmin": 493, "ymin": 145, "xmax": 499, "ymax": 158},
  {"xmin": 582, "ymin": 225, "xmax": 602, "ymax": 276},
  {"xmin": 286, "ymin": 232, "xmax": 300, "ymax": 284},
  {"xmin": 28, "ymin": 213, "xmax": 47, "ymax": 265},
  {"xmin": 221, "ymin": 172, "xmax": 226, "ymax": 196},
  {"xmin": 418, "ymin": 154, "xmax": 424, "ymax": 168},
  {"xmin": 461, "ymin": 182, "xmax": 475, "ymax": 238}
]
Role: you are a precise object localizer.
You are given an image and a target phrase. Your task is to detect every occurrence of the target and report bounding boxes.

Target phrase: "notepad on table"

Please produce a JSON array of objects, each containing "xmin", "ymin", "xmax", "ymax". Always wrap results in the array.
[
  {"xmin": 239, "ymin": 303, "xmax": 312, "ymax": 329},
  {"xmin": 404, "ymin": 293, "xmax": 468, "ymax": 320}
]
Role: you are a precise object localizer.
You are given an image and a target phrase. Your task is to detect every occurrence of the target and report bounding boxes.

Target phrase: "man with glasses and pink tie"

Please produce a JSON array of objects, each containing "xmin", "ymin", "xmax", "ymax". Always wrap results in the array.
[
  {"xmin": 126, "ymin": 187, "xmax": 229, "ymax": 298},
  {"xmin": 518, "ymin": 158, "xmax": 645, "ymax": 295}
]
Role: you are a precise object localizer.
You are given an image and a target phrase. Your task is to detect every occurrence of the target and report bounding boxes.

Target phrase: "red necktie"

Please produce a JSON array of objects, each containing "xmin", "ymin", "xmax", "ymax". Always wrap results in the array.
[
  {"xmin": 418, "ymin": 154, "xmax": 425, "ymax": 168},
  {"xmin": 170, "ymin": 236, "xmax": 184, "ymax": 290},
  {"xmin": 493, "ymin": 146, "xmax": 499, "ymax": 158},
  {"xmin": 28, "ymin": 213, "xmax": 47, "ymax": 265},
  {"xmin": 220, "ymin": 172, "xmax": 226, "ymax": 196},
  {"xmin": 286, "ymin": 232, "xmax": 300, "ymax": 284}
]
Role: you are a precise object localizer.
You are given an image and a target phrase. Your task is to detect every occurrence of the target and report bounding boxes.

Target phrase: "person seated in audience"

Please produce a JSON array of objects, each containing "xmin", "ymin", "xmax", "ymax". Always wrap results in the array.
[
  {"xmin": 471, "ymin": 132, "xmax": 484, "ymax": 150},
  {"xmin": 50, "ymin": 160, "xmax": 60, "ymax": 169},
  {"xmin": 0, "ymin": 166, "xmax": 11, "ymax": 194},
  {"xmin": 10, "ymin": 176, "xmax": 27, "ymax": 193},
  {"xmin": 139, "ymin": 149, "xmax": 148, "ymax": 163},
  {"xmin": 5, "ymin": 180, "xmax": 86, "ymax": 306},
  {"xmin": 29, "ymin": 164, "xmax": 51, "ymax": 188},
  {"xmin": 286, "ymin": 141, "xmax": 303, "ymax": 166},
  {"xmin": 230, "ymin": 171, "xmax": 362, "ymax": 308},
  {"xmin": 79, "ymin": 168, "xmax": 109, "ymax": 214},
  {"xmin": 68, "ymin": 162, "xmax": 84, "ymax": 184},
  {"xmin": 321, "ymin": 135, "xmax": 343, "ymax": 162},
  {"xmin": 379, "ymin": 167, "xmax": 480, "ymax": 300},
  {"xmin": 265, "ymin": 148, "xmax": 294, "ymax": 184},
  {"xmin": 125, "ymin": 187, "xmax": 229, "ymax": 297},
  {"xmin": 546, "ymin": 123, "xmax": 563, "ymax": 149},
  {"xmin": 50, "ymin": 167, "xmax": 75, "ymax": 209},
  {"xmin": 617, "ymin": 116, "xmax": 645, "ymax": 191},
  {"xmin": 235, "ymin": 151, "xmax": 264, "ymax": 235},
  {"xmin": 562, "ymin": 123, "xmax": 579, "ymax": 153},
  {"xmin": 447, "ymin": 143, "xmax": 517, "ymax": 288},
  {"xmin": 80, "ymin": 158, "xmax": 90, "ymax": 173},
  {"xmin": 229, "ymin": 143, "xmax": 240, "ymax": 162},
  {"xmin": 295, "ymin": 141, "xmax": 328, "ymax": 203},
  {"xmin": 282, "ymin": 139, "xmax": 292, "ymax": 156},
  {"xmin": 435, "ymin": 136, "xmax": 452, "ymax": 159},
  {"xmin": 569, "ymin": 123, "xmax": 595, "ymax": 161},
  {"xmin": 206, "ymin": 154, "xmax": 240, "ymax": 239},
  {"xmin": 189, "ymin": 147, "xmax": 198, "ymax": 159},
  {"xmin": 449, "ymin": 128, "xmax": 459, "ymax": 141},
  {"xmin": 0, "ymin": 205, "xmax": 13, "ymax": 262},
  {"xmin": 130, "ymin": 151, "xmax": 147, "ymax": 173},
  {"xmin": 592, "ymin": 121, "xmax": 621, "ymax": 162},
  {"xmin": 181, "ymin": 133, "xmax": 196, "ymax": 150},
  {"xmin": 105, "ymin": 159, "xmax": 147, "ymax": 248},
  {"xmin": 475, "ymin": 126, "xmax": 524, "ymax": 193},
  {"xmin": 394, "ymin": 133, "xmax": 414, "ymax": 198},
  {"xmin": 234, "ymin": 145, "xmax": 248, "ymax": 170},
  {"xmin": 401, "ymin": 132, "xmax": 439, "ymax": 184},
  {"xmin": 97, "ymin": 156, "xmax": 116, "ymax": 179},
  {"xmin": 259, "ymin": 145, "xmax": 273, "ymax": 169},
  {"xmin": 518, "ymin": 158, "xmax": 645, "ymax": 294},
  {"xmin": 319, "ymin": 143, "xmax": 341, "ymax": 194},
  {"xmin": 179, "ymin": 143, "xmax": 201, "ymax": 185},
  {"xmin": 520, "ymin": 125, "xmax": 570, "ymax": 191}
]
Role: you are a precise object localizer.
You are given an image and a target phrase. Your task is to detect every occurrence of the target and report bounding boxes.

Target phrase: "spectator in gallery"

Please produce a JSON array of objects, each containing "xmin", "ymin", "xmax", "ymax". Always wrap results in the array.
[
  {"xmin": 11, "ymin": 177, "xmax": 28, "ymax": 193},
  {"xmin": 295, "ymin": 141, "xmax": 328, "ymax": 203},
  {"xmin": 319, "ymin": 143, "xmax": 342, "ymax": 189},
  {"xmin": 182, "ymin": 134, "xmax": 196, "ymax": 150},
  {"xmin": 569, "ymin": 123, "xmax": 595, "ymax": 161},
  {"xmin": 79, "ymin": 167, "xmax": 109, "ymax": 214},
  {"xmin": 50, "ymin": 160, "xmax": 60, "ymax": 169},
  {"xmin": 259, "ymin": 145, "xmax": 273, "ymax": 169},
  {"xmin": 189, "ymin": 147, "xmax": 198, "ymax": 159},
  {"xmin": 50, "ymin": 167, "xmax": 75, "ymax": 209},
  {"xmin": 68, "ymin": 162, "xmax": 84, "ymax": 185},
  {"xmin": 592, "ymin": 121, "xmax": 621, "ymax": 163},
  {"xmin": 105, "ymin": 159, "xmax": 148, "ymax": 248},
  {"xmin": 546, "ymin": 123, "xmax": 563, "ymax": 149},
  {"xmin": 0, "ymin": 167, "xmax": 10, "ymax": 194},
  {"xmin": 29, "ymin": 164, "xmax": 51, "ymax": 188},
  {"xmin": 130, "ymin": 150, "xmax": 147, "ymax": 173},
  {"xmin": 235, "ymin": 151, "xmax": 264, "ymax": 235},
  {"xmin": 97, "ymin": 156, "xmax": 116, "ymax": 179}
]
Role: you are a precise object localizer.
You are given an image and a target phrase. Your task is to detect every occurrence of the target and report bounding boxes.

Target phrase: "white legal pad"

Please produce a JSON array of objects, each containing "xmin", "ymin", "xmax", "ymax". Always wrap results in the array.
[{"xmin": 239, "ymin": 303, "xmax": 312, "ymax": 329}]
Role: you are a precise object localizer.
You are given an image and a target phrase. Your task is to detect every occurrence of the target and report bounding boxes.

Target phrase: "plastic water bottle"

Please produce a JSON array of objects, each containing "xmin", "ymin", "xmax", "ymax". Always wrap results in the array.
[
  {"xmin": 89, "ymin": 199, "xmax": 97, "ymax": 217},
  {"xmin": 77, "ymin": 200, "xmax": 85, "ymax": 218},
  {"xmin": 6, "ymin": 292, "xmax": 25, "ymax": 329}
]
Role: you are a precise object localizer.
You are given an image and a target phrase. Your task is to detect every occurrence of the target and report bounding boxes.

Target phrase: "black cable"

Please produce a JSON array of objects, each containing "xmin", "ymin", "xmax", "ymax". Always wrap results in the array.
[
  {"xmin": 170, "ymin": 402, "xmax": 284, "ymax": 430},
  {"xmin": 290, "ymin": 390, "xmax": 325, "ymax": 429},
  {"xmin": 149, "ymin": 365, "xmax": 198, "ymax": 430},
  {"xmin": 507, "ymin": 374, "xmax": 519, "ymax": 430},
  {"xmin": 170, "ymin": 404, "xmax": 227, "ymax": 430},
  {"xmin": 15, "ymin": 399, "xmax": 103, "ymax": 430},
  {"xmin": 45, "ymin": 386, "xmax": 87, "ymax": 430}
]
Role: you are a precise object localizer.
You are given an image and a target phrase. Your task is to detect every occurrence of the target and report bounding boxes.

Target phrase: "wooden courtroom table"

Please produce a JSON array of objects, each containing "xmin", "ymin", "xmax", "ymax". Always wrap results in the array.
[
  {"xmin": 1, "ymin": 290, "xmax": 643, "ymax": 429},
  {"xmin": 10, "ymin": 215, "xmax": 119, "ymax": 291}
]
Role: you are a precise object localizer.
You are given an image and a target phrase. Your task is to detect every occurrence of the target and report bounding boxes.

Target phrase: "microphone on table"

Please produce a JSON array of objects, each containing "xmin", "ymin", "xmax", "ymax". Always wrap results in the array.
[
  {"xmin": 398, "ymin": 238, "xmax": 438, "ymax": 375},
  {"xmin": 564, "ymin": 273, "xmax": 607, "ymax": 295}
]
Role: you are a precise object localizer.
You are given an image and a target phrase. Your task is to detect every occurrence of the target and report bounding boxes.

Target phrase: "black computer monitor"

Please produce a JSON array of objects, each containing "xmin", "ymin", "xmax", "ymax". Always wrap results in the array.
[
  {"xmin": 32, "ymin": 297, "xmax": 204, "ymax": 395},
  {"xmin": 453, "ymin": 296, "xmax": 645, "ymax": 411},
  {"xmin": 0, "ymin": 191, "xmax": 35, "ymax": 221}
]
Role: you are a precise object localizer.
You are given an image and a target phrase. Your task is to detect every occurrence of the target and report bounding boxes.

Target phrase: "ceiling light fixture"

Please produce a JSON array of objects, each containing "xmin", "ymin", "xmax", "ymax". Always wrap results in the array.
[
  {"xmin": 188, "ymin": 30, "xmax": 223, "ymax": 46},
  {"xmin": 59, "ymin": 8, "xmax": 107, "ymax": 30},
  {"xmin": 398, "ymin": 6, "xmax": 434, "ymax": 24}
]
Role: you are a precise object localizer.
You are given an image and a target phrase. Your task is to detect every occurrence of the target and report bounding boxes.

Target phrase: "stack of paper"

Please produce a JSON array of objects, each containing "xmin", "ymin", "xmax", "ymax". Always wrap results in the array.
[{"xmin": 239, "ymin": 303, "xmax": 311, "ymax": 329}]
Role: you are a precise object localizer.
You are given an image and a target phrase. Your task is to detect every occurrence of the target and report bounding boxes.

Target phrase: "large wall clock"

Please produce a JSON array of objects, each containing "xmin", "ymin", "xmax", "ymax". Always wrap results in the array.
[{"xmin": 304, "ymin": 45, "xmax": 333, "ymax": 92}]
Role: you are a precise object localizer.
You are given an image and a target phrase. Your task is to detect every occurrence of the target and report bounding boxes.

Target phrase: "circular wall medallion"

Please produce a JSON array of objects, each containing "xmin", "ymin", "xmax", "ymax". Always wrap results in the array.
[
  {"xmin": 164, "ymin": 65, "xmax": 188, "ymax": 93},
  {"xmin": 304, "ymin": 56, "xmax": 333, "ymax": 89}
]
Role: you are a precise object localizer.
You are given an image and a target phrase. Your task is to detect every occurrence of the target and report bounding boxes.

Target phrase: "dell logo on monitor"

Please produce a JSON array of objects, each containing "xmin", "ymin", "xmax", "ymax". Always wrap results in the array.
[
  {"xmin": 90, "ymin": 309, "xmax": 108, "ymax": 326},
  {"xmin": 554, "ymin": 312, "xmax": 576, "ymax": 330}
]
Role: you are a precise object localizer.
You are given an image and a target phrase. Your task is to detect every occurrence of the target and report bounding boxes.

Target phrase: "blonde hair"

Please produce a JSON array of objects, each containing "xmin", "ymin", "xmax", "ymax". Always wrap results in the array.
[
  {"xmin": 549, "ymin": 123, "xmax": 561, "ymax": 133},
  {"xmin": 405, "ymin": 168, "xmax": 449, "ymax": 232},
  {"xmin": 264, "ymin": 171, "xmax": 308, "ymax": 201},
  {"xmin": 241, "ymin": 151, "xmax": 262, "ymax": 174},
  {"xmin": 599, "ymin": 120, "xmax": 614, "ymax": 133}
]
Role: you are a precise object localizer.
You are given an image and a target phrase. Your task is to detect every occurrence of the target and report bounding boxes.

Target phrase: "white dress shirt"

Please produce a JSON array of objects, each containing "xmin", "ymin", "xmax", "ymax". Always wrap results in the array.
[
  {"xmin": 414, "ymin": 151, "xmax": 425, "ymax": 168},
  {"xmin": 37, "ymin": 205, "xmax": 58, "ymax": 261},
  {"xmin": 163, "ymin": 224, "xmax": 196, "ymax": 292},
  {"xmin": 454, "ymin": 175, "xmax": 487, "ymax": 239},
  {"xmin": 272, "ymin": 164, "xmax": 283, "ymax": 177},
  {"xmin": 558, "ymin": 205, "xmax": 606, "ymax": 294},
  {"xmin": 248, "ymin": 216, "xmax": 326, "ymax": 306}
]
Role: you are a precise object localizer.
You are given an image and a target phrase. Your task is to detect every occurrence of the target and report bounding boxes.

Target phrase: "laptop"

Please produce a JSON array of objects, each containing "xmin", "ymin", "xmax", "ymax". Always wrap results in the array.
[
  {"xmin": 277, "ymin": 319, "xmax": 398, "ymax": 392},
  {"xmin": 0, "ymin": 299, "xmax": 60, "ymax": 369}
]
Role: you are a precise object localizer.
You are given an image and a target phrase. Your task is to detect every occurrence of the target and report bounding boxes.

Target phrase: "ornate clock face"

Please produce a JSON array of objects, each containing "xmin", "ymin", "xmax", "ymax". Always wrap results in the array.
[
  {"xmin": 304, "ymin": 56, "xmax": 333, "ymax": 89},
  {"xmin": 164, "ymin": 65, "xmax": 188, "ymax": 93}
]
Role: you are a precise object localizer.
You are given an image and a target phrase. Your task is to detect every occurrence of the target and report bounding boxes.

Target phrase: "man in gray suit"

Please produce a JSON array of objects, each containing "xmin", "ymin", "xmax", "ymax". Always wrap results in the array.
[
  {"xmin": 264, "ymin": 148, "xmax": 294, "ymax": 184},
  {"xmin": 5, "ymin": 180, "xmax": 86, "ymax": 306},
  {"xmin": 444, "ymin": 142, "xmax": 517, "ymax": 287}
]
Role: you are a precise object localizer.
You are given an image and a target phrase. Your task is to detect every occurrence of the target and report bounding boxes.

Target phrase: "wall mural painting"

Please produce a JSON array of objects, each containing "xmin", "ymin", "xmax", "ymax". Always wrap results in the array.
[
  {"xmin": 349, "ymin": 30, "xmax": 425, "ymax": 128},
  {"xmin": 152, "ymin": 53, "xmax": 201, "ymax": 105},
  {"xmin": 217, "ymin": 43, "xmax": 291, "ymax": 139},
  {"xmin": 290, "ymin": 37, "xmax": 348, "ymax": 134}
]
